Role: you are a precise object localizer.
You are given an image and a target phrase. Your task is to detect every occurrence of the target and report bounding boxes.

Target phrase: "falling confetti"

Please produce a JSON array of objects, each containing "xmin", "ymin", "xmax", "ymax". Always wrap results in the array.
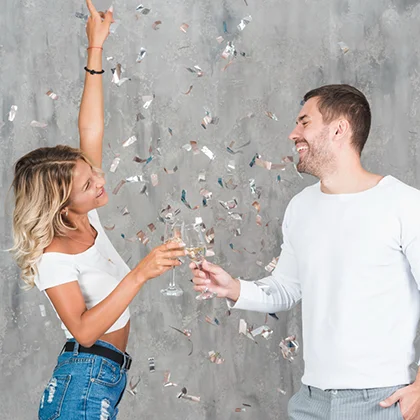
[
  {"xmin": 338, "ymin": 41, "xmax": 350, "ymax": 54},
  {"xmin": 163, "ymin": 371, "xmax": 178, "ymax": 387},
  {"xmin": 148, "ymin": 357, "xmax": 156, "ymax": 373},
  {"xmin": 75, "ymin": 11, "xmax": 89, "ymax": 21},
  {"xmin": 186, "ymin": 65, "xmax": 204, "ymax": 77},
  {"xmin": 201, "ymin": 146, "xmax": 215, "ymax": 160},
  {"xmin": 122, "ymin": 135, "xmax": 137, "ymax": 147},
  {"xmin": 109, "ymin": 157, "xmax": 120, "ymax": 172},
  {"xmin": 265, "ymin": 257, "xmax": 279, "ymax": 272},
  {"xmin": 169, "ymin": 326, "xmax": 194, "ymax": 356},
  {"xmin": 237, "ymin": 15, "xmax": 252, "ymax": 31},
  {"xmin": 208, "ymin": 350, "xmax": 225, "ymax": 364},
  {"xmin": 152, "ymin": 20, "xmax": 162, "ymax": 29},
  {"xmin": 126, "ymin": 376, "xmax": 141, "ymax": 396},
  {"xmin": 30, "ymin": 120, "xmax": 47, "ymax": 128},
  {"xmin": 279, "ymin": 335, "xmax": 299, "ymax": 361},
  {"xmin": 136, "ymin": 4, "xmax": 151, "ymax": 14},
  {"xmin": 136, "ymin": 47, "xmax": 147, "ymax": 63},
  {"xmin": 46, "ymin": 90, "xmax": 58, "ymax": 100},
  {"xmin": 180, "ymin": 23, "xmax": 189, "ymax": 33},
  {"xmin": 8, "ymin": 105, "xmax": 18, "ymax": 122},
  {"xmin": 137, "ymin": 230, "xmax": 150, "ymax": 245},
  {"xmin": 221, "ymin": 42, "xmax": 236, "ymax": 59},
  {"xmin": 177, "ymin": 387, "xmax": 200, "ymax": 403},
  {"xmin": 181, "ymin": 190, "xmax": 199, "ymax": 210},
  {"xmin": 111, "ymin": 64, "xmax": 130, "ymax": 86},
  {"xmin": 109, "ymin": 19, "xmax": 121, "ymax": 33},
  {"xmin": 239, "ymin": 319, "xmax": 256, "ymax": 341},
  {"xmin": 183, "ymin": 85, "xmax": 193, "ymax": 95},
  {"xmin": 151, "ymin": 173, "xmax": 159, "ymax": 187},
  {"xmin": 251, "ymin": 325, "xmax": 273, "ymax": 340},
  {"xmin": 39, "ymin": 304, "xmax": 46, "ymax": 317},
  {"xmin": 112, "ymin": 180, "xmax": 126, "ymax": 195},
  {"xmin": 143, "ymin": 95, "xmax": 154, "ymax": 109},
  {"xmin": 265, "ymin": 111, "xmax": 278, "ymax": 121}
]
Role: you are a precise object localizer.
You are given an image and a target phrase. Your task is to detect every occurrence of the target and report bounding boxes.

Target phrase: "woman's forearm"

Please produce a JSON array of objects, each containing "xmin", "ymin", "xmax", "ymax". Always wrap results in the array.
[
  {"xmin": 78, "ymin": 49, "xmax": 104, "ymax": 139},
  {"xmin": 78, "ymin": 270, "xmax": 145, "ymax": 347}
]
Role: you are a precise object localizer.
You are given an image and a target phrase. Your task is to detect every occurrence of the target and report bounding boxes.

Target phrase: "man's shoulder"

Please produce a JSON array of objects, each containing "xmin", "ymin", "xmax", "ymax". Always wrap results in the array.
[
  {"xmin": 385, "ymin": 176, "xmax": 420, "ymax": 199},
  {"xmin": 289, "ymin": 181, "xmax": 320, "ymax": 206}
]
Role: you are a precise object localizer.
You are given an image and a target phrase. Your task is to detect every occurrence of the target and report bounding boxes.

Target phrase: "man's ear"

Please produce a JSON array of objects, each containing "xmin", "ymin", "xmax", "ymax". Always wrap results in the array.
[{"xmin": 335, "ymin": 119, "xmax": 350, "ymax": 137}]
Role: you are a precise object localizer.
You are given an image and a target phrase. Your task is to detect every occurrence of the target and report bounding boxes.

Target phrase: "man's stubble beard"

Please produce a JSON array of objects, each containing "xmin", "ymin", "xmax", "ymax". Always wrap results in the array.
[{"xmin": 296, "ymin": 128, "xmax": 335, "ymax": 179}]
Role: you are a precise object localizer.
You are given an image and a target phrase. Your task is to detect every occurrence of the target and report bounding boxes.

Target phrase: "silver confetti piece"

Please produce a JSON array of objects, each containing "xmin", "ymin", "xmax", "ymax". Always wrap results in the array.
[
  {"xmin": 122, "ymin": 135, "xmax": 137, "ymax": 147},
  {"xmin": 30, "ymin": 120, "xmax": 47, "ymax": 128},
  {"xmin": 279, "ymin": 335, "xmax": 299, "ymax": 361},
  {"xmin": 180, "ymin": 23, "xmax": 189, "ymax": 33},
  {"xmin": 109, "ymin": 157, "xmax": 120, "ymax": 172},
  {"xmin": 237, "ymin": 15, "xmax": 252, "ymax": 31},
  {"xmin": 126, "ymin": 376, "xmax": 141, "ymax": 396},
  {"xmin": 136, "ymin": 47, "xmax": 147, "ymax": 63},
  {"xmin": 8, "ymin": 105, "xmax": 18, "ymax": 121},
  {"xmin": 142, "ymin": 95, "xmax": 154, "ymax": 109},
  {"xmin": 148, "ymin": 357, "xmax": 155, "ymax": 373},
  {"xmin": 338, "ymin": 41, "xmax": 350, "ymax": 54},
  {"xmin": 201, "ymin": 146, "xmax": 215, "ymax": 160}
]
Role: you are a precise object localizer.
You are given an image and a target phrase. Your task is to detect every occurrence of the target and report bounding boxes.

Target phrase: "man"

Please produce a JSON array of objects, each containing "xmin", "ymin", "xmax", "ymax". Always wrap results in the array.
[{"xmin": 191, "ymin": 84, "xmax": 420, "ymax": 420}]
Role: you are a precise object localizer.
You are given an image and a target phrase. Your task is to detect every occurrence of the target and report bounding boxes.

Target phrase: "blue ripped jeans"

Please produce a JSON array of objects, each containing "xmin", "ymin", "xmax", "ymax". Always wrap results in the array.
[{"xmin": 38, "ymin": 339, "xmax": 128, "ymax": 420}]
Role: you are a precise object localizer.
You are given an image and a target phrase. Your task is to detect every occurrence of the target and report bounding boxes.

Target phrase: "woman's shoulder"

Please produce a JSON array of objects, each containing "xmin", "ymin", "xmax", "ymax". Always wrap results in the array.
[{"xmin": 43, "ymin": 236, "xmax": 82, "ymax": 256}]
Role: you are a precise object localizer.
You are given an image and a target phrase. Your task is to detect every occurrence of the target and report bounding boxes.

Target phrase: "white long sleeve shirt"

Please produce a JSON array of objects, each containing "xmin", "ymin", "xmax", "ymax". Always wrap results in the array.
[{"xmin": 231, "ymin": 176, "xmax": 420, "ymax": 390}]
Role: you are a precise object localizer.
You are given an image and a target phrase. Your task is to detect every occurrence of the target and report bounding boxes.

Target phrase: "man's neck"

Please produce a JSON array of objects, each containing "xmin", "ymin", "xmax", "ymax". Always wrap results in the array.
[{"xmin": 319, "ymin": 163, "xmax": 383, "ymax": 195}]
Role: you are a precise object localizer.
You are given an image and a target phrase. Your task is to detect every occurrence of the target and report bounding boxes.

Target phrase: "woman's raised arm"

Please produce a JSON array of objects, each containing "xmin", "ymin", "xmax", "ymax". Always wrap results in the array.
[{"xmin": 78, "ymin": 0, "xmax": 114, "ymax": 169}]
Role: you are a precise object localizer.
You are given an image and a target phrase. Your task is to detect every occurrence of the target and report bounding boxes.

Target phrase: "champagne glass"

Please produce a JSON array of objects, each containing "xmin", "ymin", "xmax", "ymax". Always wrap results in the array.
[
  {"xmin": 183, "ymin": 223, "xmax": 216, "ymax": 301},
  {"xmin": 160, "ymin": 220, "xmax": 184, "ymax": 297}
]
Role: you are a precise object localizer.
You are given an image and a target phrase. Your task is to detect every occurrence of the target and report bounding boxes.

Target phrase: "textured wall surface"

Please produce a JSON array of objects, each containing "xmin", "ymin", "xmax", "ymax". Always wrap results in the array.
[{"xmin": 2, "ymin": 0, "xmax": 420, "ymax": 419}]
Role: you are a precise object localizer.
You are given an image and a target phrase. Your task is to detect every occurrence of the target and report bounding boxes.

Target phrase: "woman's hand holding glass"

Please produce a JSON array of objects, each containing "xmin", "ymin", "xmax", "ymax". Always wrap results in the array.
[{"xmin": 134, "ymin": 241, "xmax": 186, "ymax": 285}]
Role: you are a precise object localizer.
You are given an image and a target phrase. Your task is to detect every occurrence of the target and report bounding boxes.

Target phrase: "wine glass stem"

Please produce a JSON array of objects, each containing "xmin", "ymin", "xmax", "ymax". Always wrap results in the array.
[{"xmin": 168, "ymin": 267, "xmax": 176, "ymax": 289}]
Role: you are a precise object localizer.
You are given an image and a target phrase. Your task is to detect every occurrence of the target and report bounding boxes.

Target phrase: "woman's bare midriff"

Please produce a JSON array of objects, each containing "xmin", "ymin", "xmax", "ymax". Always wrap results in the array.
[{"xmin": 100, "ymin": 320, "xmax": 130, "ymax": 352}]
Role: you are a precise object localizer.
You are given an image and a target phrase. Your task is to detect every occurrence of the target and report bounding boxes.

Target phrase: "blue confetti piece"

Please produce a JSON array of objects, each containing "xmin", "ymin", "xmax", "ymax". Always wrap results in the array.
[
  {"xmin": 218, "ymin": 177, "xmax": 224, "ymax": 188},
  {"xmin": 249, "ymin": 153, "xmax": 259, "ymax": 167},
  {"xmin": 223, "ymin": 21, "xmax": 228, "ymax": 33},
  {"xmin": 300, "ymin": 99, "xmax": 305, "ymax": 106},
  {"xmin": 268, "ymin": 313, "xmax": 279, "ymax": 320},
  {"xmin": 121, "ymin": 234, "xmax": 125, "ymax": 239}
]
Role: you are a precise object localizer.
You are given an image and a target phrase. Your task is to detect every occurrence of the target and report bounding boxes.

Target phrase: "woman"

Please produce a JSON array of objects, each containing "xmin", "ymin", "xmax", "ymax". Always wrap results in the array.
[{"xmin": 9, "ymin": 1, "xmax": 186, "ymax": 418}]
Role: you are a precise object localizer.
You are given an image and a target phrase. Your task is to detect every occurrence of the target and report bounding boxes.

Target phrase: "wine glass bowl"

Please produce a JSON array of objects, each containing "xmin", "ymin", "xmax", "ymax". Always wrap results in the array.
[
  {"xmin": 160, "ymin": 220, "xmax": 185, "ymax": 297},
  {"xmin": 183, "ymin": 223, "xmax": 216, "ymax": 301}
]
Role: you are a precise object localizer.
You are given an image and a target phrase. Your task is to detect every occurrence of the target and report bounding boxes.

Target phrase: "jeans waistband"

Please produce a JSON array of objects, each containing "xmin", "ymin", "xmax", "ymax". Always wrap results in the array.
[{"xmin": 61, "ymin": 339, "xmax": 132, "ymax": 371}]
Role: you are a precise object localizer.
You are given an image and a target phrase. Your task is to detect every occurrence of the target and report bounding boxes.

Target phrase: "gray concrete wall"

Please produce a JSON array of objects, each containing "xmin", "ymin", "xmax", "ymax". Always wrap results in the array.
[{"xmin": 1, "ymin": 0, "xmax": 420, "ymax": 418}]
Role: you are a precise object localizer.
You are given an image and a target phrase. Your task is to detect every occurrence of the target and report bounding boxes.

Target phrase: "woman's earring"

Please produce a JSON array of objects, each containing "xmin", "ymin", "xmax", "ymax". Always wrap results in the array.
[{"xmin": 65, "ymin": 210, "xmax": 68, "ymax": 217}]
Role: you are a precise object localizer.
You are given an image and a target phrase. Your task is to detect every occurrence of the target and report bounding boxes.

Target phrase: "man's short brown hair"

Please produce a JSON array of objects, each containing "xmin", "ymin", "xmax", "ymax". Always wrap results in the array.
[{"xmin": 304, "ymin": 84, "xmax": 371, "ymax": 155}]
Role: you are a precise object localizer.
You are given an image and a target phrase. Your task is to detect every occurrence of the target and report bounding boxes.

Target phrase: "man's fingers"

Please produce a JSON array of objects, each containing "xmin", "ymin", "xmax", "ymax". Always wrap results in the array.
[
  {"xmin": 201, "ymin": 259, "xmax": 221, "ymax": 274},
  {"xmin": 379, "ymin": 391, "xmax": 401, "ymax": 407},
  {"xmin": 86, "ymin": 0, "xmax": 100, "ymax": 17},
  {"xmin": 192, "ymin": 276, "xmax": 210, "ymax": 286}
]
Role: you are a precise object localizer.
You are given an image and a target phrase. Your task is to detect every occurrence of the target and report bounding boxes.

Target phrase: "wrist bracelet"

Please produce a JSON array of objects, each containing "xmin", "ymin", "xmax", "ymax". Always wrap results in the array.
[
  {"xmin": 87, "ymin": 47, "xmax": 103, "ymax": 50},
  {"xmin": 84, "ymin": 66, "xmax": 105, "ymax": 75}
]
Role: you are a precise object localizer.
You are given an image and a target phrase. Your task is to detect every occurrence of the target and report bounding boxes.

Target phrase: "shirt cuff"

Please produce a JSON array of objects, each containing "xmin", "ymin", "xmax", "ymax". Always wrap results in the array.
[{"xmin": 226, "ymin": 279, "xmax": 258, "ymax": 310}]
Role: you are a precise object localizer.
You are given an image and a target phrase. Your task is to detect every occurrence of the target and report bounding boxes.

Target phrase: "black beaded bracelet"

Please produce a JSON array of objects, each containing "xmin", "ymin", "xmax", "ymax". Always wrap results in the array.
[{"xmin": 84, "ymin": 66, "xmax": 105, "ymax": 75}]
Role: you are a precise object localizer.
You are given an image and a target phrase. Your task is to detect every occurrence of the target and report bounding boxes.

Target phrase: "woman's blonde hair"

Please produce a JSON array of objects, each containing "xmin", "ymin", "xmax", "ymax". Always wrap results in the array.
[{"xmin": 9, "ymin": 145, "xmax": 97, "ymax": 289}]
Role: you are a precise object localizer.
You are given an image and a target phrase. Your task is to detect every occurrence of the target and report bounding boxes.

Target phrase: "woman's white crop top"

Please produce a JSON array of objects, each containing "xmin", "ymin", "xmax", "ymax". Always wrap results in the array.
[{"xmin": 35, "ymin": 209, "xmax": 130, "ymax": 339}]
